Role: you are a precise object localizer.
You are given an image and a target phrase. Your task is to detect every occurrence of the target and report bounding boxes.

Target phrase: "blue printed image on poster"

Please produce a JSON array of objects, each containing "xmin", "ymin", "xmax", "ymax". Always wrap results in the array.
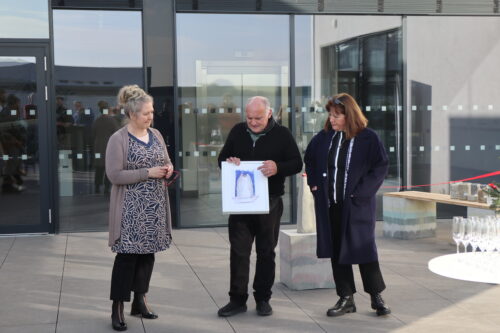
[{"xmin": 234, "ymin": 170, "xmax": 257, "ymax": 202}]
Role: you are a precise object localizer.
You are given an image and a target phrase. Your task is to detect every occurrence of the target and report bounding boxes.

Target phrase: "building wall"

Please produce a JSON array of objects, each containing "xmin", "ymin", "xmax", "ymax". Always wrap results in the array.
[{"xmin": 406, "ymin": 16, "xmax": 500, "ymax": 192}]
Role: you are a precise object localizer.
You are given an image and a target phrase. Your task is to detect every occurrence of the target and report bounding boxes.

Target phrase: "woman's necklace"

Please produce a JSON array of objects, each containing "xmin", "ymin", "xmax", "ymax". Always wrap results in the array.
[
  {"xmin": 137, "ymin": 132, "xmax": 149, "ymax": 143},
  {"xmin": 128, "ymin": 125, "xmax": 149, "ymax": 143}
]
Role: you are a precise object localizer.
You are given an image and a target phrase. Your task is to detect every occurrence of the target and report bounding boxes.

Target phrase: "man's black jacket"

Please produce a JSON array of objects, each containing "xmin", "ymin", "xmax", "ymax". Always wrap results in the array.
[{"xmin": 218, "ymin": 122, "xmax": 303, "ymax": 196}]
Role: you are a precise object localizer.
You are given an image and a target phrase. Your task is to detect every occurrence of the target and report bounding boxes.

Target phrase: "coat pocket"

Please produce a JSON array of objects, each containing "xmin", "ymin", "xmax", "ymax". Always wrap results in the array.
[{"xmin": 349, "ymin": 196, "xmax": 374, "ymax": 225}]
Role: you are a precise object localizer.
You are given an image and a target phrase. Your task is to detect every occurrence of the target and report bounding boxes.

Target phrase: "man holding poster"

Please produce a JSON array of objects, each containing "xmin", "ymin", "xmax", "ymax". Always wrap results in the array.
[{"xmin": 217, "ymin": 96, "xmax": 302, "ymax": 317}]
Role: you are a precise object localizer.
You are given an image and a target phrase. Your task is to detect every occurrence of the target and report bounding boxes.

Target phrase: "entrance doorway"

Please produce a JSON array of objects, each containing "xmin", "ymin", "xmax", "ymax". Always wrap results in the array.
[{"xmin": 0, "ymin": 45, "xmax": 51, "ymax": 234}]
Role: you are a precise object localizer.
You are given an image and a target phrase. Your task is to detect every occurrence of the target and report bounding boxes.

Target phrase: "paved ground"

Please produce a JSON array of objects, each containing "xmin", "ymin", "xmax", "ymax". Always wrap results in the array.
[{"xmin": 0, "ymin": 220, "xmax": 499, "ymax": 333}]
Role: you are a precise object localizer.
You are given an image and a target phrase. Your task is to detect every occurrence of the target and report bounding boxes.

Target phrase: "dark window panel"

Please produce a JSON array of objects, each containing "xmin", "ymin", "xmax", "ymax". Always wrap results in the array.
[
  {"xmin": 52, "ymin": 0, "xmax": 142, "ymax": 9},
  {"xmin": 261, "ymin": 0, "xmax": 318, "ymax": 12},
  {"xmin": 176, "ymin": 0, "xmax": 499, "ymax": 14},
  {"xmin": 384, "ymin": 0, "xmax": 438, "ymax": 14}
]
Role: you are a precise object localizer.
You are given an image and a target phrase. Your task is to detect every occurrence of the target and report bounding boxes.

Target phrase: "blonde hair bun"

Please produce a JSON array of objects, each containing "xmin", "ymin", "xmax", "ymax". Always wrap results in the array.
[
  {"xmin": 117, "ymin": 85, "xmax": 153, "ymax": 117},
  {"xmin": 118, "ymin": 85, "xmax": 145, "ymax": 105}
]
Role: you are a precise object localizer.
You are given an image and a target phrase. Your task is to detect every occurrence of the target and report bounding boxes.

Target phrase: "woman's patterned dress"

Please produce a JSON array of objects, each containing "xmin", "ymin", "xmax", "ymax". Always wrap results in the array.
[{"xmin": 112, "ymin": 130, "xmax": 172, "ymax": 253}]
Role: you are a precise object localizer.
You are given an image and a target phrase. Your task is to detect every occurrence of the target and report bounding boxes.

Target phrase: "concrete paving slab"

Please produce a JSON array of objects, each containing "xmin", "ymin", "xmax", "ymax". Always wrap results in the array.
[
  {"xmin": 142, "ymin": 312, "xmax": 234, "ymax": 333},
  {"xmin": 0, "ymin": 236, "xmax": 14, "ymax": 265},
  {"xmin": 0, "ymin": 323, "xmax": 56, "ymax": 333},
  {"xmin": 222, "ymin": 291, "xmax": 327, "ymax": 333},
  {"xmin": 1, "ymin": 220, "xmax": 500, "ymax": 332},
  {"xmin": 392, "ymin": 305, "xmax": 499, "ymax": 333},
  {"xmin": 57, "ymin": 234, "xmax": 113, "ymax": 324},
  {"xmin": 0, "ymin": 276, "xmax": 61, "ymax": 326},
  {"xmin": 281, "ymin": 288, "xmax": 404, "ymax": 332},
  {"xmin": 56, "ymin": 316, "xmax": 145, "ymax": 333},
  {"xmin": 0, "ymin": 235, "xmax": 65, "ymax": 327},
  {"xmin": 141, "ymin": 233, "xmax": 234, "ymax": 333}
]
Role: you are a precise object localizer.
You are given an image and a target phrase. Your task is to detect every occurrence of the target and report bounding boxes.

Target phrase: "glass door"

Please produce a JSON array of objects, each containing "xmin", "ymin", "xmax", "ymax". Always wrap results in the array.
[
  {"xmin": 0, "ymin": 46, "xmax": 51, "ymax": 234},
  {"xmin": 176, "ymin": 14, "xmax": 291, "ymax": 227}
]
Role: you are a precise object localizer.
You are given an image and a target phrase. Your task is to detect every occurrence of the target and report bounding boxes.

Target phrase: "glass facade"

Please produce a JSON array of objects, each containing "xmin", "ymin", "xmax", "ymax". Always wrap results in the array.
[
  {"xmin": 1, "ymin": 2, "xmax": 500, "ymax": 234},
  {"xmin": 406, "ymin": 16, "xmax": 500, "ymax": 212},
  {"xmin": 176, "ymin": 14, "xmax": 291, "ymax": 226},
  {"xmin": 0, "ymin": 56, "xmax": 42, "ymax": 232},
  {"xmin": 299, "ymin": 16, "xmax": 404, "ymax": 218},
  {"xmin": 53, "ymin": 10, "xmax": 143, "ymax": 232},
  {"xmin": 294, "ymin": 15, "xmax": 316, "ymax": 152},
  {"xmin": 142, "ymin": 0, "xmax": 178, "ymax": 225},
  {"xmin": 0, "ymin": 0, "xmax": 49, "ymax": 39}
]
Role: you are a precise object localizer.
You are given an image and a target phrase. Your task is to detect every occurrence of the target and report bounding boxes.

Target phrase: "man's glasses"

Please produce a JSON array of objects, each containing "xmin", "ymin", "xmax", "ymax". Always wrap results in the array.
[{"xmin": 164, "ymin": 170, "xmax": 180, "ymax": 187}]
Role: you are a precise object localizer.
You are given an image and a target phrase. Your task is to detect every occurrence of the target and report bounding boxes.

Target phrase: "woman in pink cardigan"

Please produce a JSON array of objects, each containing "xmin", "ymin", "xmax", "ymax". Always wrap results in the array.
[{"xmin": 105, "ymin": 85, "xmax": 173, "ymax": 331}]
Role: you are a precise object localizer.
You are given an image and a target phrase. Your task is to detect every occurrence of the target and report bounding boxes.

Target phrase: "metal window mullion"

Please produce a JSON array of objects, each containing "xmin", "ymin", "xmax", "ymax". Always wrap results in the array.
[{"xmin": 289, "ymin": 14, "xmax": 297, "ymax": 225}]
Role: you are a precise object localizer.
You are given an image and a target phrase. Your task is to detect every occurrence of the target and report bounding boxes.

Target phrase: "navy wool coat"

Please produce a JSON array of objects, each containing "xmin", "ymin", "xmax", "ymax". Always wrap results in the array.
[{"xmin": 304, "ymin": 128, "xmax": 388, "ymax": 264}]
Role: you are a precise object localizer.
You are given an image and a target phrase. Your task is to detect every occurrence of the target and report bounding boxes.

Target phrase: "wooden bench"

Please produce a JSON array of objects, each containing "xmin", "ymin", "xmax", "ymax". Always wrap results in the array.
[{"xmin": 383, "ymin": 191, "xmax": 499, "ymax": 239}]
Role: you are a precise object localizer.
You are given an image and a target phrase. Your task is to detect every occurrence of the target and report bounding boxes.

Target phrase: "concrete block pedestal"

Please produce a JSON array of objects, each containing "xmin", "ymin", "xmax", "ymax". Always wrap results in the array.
[
  {"xmin": 467, "ymin": 207, "xmax": 498, "ymax": 217},
  {"xmin": 279, "ymin": 230, "xmax": 335, "ymax": 290},
  {"xmin": 383, "ymin": 196, "xmax": 437, "ymax": 239}
]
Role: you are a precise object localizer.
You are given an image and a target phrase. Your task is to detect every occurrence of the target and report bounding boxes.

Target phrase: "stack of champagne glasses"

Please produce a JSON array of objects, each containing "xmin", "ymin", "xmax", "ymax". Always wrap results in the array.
[{"xmin": 452, "ymin": 216, "xmax": 500, "ymax": 254}]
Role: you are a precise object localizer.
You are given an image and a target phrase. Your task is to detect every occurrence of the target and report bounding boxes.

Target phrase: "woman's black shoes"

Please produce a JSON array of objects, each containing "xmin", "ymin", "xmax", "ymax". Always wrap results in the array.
[
  {"xmin": 131, "ymin": 293, "xmax": 158, "ymax": 319},
  {"xmin": 327, "ymin": 294, "xmax": 391, "ymax": 317},
  {"xmin": 370, "ymin": 293, "xmax": 391, "ymax": 316},
  {"xmin": 111, "ymin": 295, "xmax": 159, "ymax": 331},
  {"xmin": 111, "ymin": 300, "xmax": 127, "ymax": 331},
  {"xmin": 327, "ymin": 296, "xmax": 356, "ymax": 317}
]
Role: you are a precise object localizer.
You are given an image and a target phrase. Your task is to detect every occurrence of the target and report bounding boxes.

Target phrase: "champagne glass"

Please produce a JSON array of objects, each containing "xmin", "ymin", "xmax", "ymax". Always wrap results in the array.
[
  {"xmin": 477, "ymin": 218, "xmax": 488, "ymax": 253},
  {"xmin": 485, "ymin": 217, "xmax": 497, "ymax": 253},
  {"xmin": 469, "ymin": 217, "xmax": 480, "ymax": 253},
  {"xmin": 495, "ymin": 218, "xmax": 500, "ymax": 252},
  {"xmin": 452, "ymin": 216, "xmax": 464, "ymax": 254},
  {"xmin": 462, "ymin": 218, "xmax": 472, "ymax": 252}
]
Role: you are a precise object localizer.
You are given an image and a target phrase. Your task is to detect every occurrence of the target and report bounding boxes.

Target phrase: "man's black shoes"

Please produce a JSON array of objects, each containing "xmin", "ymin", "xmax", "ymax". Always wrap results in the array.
[
  {"xmin": 217, "ymin": 301, "xmax": 247, "ymax": 317},
  {"xmin": 256, "ymin": 301, "xmax": 273, "ymax": 316},
  {"xmin": 370, "ymin": 293, "xmax": 391, "ymax": 316},
  {"xmin": 217, "ymin": 301, "xmax": 273, "ymax": 317},
  {"xmin": 326, "ymin": 295, "xmax": 356, "ymax": 317}
]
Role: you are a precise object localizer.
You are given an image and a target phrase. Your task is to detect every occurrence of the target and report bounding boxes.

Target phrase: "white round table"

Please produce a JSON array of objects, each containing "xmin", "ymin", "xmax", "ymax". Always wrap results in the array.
[{"xmin": 428, "ymin": 252, "xmax": 500, "ymax": 284}]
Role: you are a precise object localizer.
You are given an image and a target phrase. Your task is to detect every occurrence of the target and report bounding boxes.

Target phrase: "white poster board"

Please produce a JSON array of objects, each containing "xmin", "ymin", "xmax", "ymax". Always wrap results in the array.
[{"xmin": 221, "ymin": 161, "xmax": 269, "ymax": 214}]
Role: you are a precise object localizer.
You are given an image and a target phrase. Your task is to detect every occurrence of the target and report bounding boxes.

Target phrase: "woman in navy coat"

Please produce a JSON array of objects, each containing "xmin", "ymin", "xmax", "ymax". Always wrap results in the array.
[{"xmin": 304, "ymin": 93, "xmax": 391, "ymax": 317}]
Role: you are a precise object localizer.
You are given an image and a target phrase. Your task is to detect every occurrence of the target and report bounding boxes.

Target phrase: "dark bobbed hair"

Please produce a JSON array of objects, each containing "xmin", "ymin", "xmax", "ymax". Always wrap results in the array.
[{"xmin": 323, "ymin": 93, "xmax": 368, "ymax": 139}]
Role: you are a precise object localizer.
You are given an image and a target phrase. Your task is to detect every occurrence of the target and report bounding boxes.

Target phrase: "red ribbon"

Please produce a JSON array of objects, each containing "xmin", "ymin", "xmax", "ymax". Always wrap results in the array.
[{"xmin": 382, "ymin": 170, "xmax": 500, "ymax": 189}]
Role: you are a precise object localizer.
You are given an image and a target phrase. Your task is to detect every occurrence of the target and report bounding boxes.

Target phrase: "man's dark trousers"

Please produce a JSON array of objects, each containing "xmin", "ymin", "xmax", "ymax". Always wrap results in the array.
[{"xmin": 228, "ymin": 196, "xmax": 283, "ymax": 304}]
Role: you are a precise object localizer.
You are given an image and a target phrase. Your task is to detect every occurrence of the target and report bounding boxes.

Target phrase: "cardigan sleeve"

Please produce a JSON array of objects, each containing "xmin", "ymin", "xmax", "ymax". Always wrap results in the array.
[{"xmin": 105, "ymin": 132, "xmax": 149, "ymax": 185}]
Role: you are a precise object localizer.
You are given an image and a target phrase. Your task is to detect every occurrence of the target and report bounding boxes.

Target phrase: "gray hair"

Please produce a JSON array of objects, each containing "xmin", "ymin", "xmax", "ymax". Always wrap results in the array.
[
  {"xmin": 246, "ymin": 96, "xmax": 271, "ymax": 111},
  {"xmin": 117, "ymin": 85, "xmax": 153, "ymax": 118}
]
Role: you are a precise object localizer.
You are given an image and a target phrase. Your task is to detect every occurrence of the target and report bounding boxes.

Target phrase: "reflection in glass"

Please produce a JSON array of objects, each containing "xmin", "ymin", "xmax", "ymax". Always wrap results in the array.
[
  {"xmin": 295, "ymin": 15, "xmax": 319, "ymax": 153},
  {"xmin": 0, "ymin": 57, "xmax": 40, "ymax": 227},
  {"xmin": 0, "ymin": 0, "xmax": 49, "ymax": 39},
  {"xmin": 312, "ymin": 16, "xmax": 404, "ymax": 218},
  {"xmin": 408, "ymin": 17, "xmax": 500, "ymax": 218},
  {"xmin": 53, "ymin": 10, "xmax": 143, "ymax": 232},
  {"xmin": 176, "ymin": 14, "xmax": 290, "ymax": 226}
]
